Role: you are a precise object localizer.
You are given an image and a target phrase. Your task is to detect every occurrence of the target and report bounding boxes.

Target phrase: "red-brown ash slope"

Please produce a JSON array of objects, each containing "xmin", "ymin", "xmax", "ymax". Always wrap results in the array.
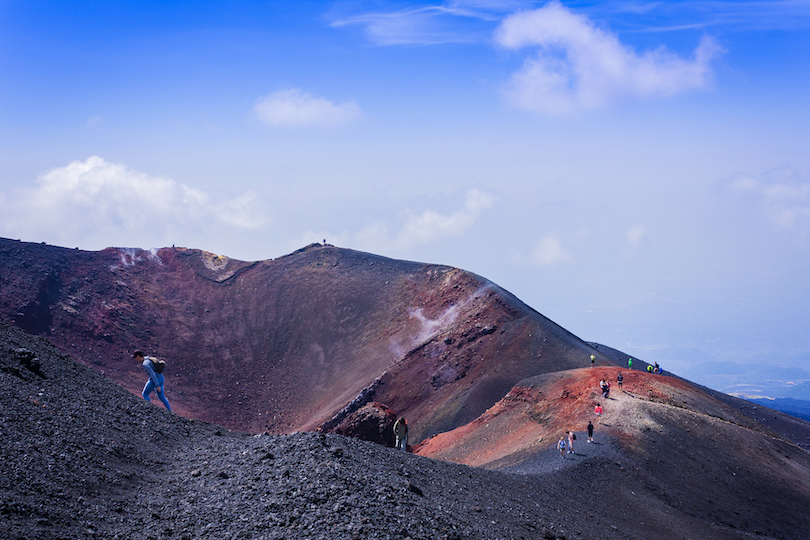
[{"xmin": 0, "ymin": 238, "xmax": 606, "ymax": 439}]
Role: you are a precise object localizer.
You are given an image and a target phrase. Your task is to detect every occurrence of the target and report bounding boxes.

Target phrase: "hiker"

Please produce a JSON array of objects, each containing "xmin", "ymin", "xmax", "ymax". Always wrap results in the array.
[
  {"xmin": 603, "ymin": 380, "xmax": 610, "ymax": 399},
  {"xmin": 647, "ymin": 364, "xmax": 654, "ymax": 373},
  {"xmin": 590, "ymin": 354, "xmax": 595, "ymax": 367},
  {"xmin": 393, "ymin": 417, "xmax": 409, "ymax": 451},
  {"xmin": 567, "ymin": 430, "xmax": 575, "ymax": 454},
  {"xmin": 628, "ymin": 357, "xmax": 633, "ymax": 370},
  {"xmin": 594, "ymin": 403, "xmax": 603, "ymax": 423},
  {"xmin": 654, "ymin": 362, "xmax": 660, "ymax": 374},
  {"xmin": 134, "ymin": 350, "xmax": 172, "ymax": 412},
  {"xmin": 587, "ymin": 421, "xmax": 594, "ymax": 443},
  {"xmin": 558, "ymin": 436, "xmax": 567, "ymax": 459},
  {"xmin": 617, "ymin": 372, "xmax": 623, "ymax": 391}
]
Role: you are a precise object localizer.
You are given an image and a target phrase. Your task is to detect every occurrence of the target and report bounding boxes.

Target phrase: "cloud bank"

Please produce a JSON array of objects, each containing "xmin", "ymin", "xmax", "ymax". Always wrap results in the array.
[
  {"xmin": 0, "ymin": 156, "xmax": 265, "ymax": 249},
  {"xmin": 298, "ymin": 188, "xmax": 496, "ymax": 254},
  {"xmin": 726, "ymin": 166, "xmax": 810, "ymax": 228},
  {"xmin": 396, "ymin": 188, "xmax": 495, "ymax": 248},
  {"xmin": 254, "ymin": 89, "xmax": 361, "ymax": 127},
  {"xmin": 495, "ymin": 1, "xmax": 723, "ymax": 114},
  {"xmin": 532, "ymin": 234, "xmax": 572, "ymax": 266},
  {"xmin": 627, "ymin": 225, "xmax": 646, "ymax": 247}
]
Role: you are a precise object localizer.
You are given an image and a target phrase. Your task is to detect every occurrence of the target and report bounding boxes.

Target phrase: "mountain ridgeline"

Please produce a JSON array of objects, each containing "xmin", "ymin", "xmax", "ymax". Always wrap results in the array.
[{"xmin": 0, "ymin": 238, "xmax": 597, "ymax": 441}]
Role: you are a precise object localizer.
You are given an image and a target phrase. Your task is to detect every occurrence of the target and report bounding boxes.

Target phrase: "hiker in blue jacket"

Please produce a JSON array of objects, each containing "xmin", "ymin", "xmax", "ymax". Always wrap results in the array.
[
  {"xmin": 557, "ymin": 436, "xmax": 567, "ymax": 459},
  {"xmin": 134, "ymin": 350, "xmax": 172, "ymax": 412}
]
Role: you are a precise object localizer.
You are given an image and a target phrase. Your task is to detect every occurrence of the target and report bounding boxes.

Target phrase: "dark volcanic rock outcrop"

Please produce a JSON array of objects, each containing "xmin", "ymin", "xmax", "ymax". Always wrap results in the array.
[{"xmin": 327, "ymin": 401, "xmax": 398, "ymax": 448}]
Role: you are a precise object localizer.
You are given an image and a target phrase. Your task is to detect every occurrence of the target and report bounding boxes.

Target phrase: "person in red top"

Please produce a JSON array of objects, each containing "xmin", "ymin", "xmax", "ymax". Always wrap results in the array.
[{"xmin": 594, "ymin": 403, "xmax": 603, "ymax": 423}]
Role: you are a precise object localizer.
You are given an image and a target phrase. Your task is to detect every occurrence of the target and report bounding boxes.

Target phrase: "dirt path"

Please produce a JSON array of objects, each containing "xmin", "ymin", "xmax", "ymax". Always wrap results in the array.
[{"xmin": 501, "ymin": 388, "xmax": 641, "ymax": 475}]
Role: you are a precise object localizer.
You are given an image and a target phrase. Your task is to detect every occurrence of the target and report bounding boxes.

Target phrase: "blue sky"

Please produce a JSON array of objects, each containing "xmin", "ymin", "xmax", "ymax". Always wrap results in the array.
[{"xmin": 2, "ymin": 1, "xmax": 809, "ymax": 395}]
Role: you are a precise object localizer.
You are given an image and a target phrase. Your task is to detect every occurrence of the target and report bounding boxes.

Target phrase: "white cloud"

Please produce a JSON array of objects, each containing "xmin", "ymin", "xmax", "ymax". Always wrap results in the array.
[
  {"xmin": 331, "ymin": 1, "xmax": 526, "ymax": 45},
  {"xmin": 494, "ymin": 1, "xmax": 723, "ymax": 114},
  {"xmin": 254, "ymin": 89, "xmax": 361, "ymax": 127},
  {"xmin": 396, "ymin": 188, "xmax": 495, "ymax": 248},
  {"xmin": 726, "ymin": 166, "xmax": 810, "ymax": 228},
  {"xmin": 293, "ymin": 188, "xmax": 496, "ymax": 254},
  {"xmin": 627, "ymin": 225, "xmax": 646, "ymax": 247},
  {"xmin": 532, "ymin": 234, "xmax": 573, "ymax": 266},
  {"xmin": 0, "ymin": 156, "xmax": 266, "ymax": 249}
]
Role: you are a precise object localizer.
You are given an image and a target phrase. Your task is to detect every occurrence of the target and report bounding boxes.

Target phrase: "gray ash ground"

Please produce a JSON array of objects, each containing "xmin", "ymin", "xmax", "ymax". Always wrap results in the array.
[{"xmin": 1, "ymin": 320, "xmax": 805, "ymax": 540}]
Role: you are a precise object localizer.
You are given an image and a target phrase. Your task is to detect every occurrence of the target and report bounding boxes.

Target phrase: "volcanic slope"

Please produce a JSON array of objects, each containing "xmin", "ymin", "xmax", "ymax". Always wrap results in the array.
[
  {"xmin": 0, "ymin": 238, "xmax": 610, "ymax": 440},
  {"xmin": 5, "ymin": 321, "xmax": 810, "ymax": 540},
  {"xmin": 416, "ymin": 366, "xmax": 810, "ymax": 539}
]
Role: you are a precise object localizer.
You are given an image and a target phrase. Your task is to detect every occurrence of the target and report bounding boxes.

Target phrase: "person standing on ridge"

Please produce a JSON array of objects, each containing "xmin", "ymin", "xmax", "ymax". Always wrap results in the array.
[
  {"xmin": 587, "ymin": 421, "xmax": 594, "ymax": 443},
  {"xmin": 590, "ymin": 354, "xmax": 595, "ymax": 367},
  {"xmin": 393, "ymin": 417, "xmax": 409, "ymax": 451},
  {"xmin": 628, "ymin": 357, "xmax": 633, "ymax": 370},
  {"xmin": 134, "ymin": 350, "xmax": 172, "ymax": 412}
]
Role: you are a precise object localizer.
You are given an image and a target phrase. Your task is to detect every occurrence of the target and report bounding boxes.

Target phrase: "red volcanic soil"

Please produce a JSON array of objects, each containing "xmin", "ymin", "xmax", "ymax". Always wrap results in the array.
[
  {"xmin": 0, "ymin": 238, "xmax": 606, "ymax": 441},
  {"xmin": 415, "ymin": 367, "xmax": 756, "ymax": 467},
  {"xmin": 416, "ymin": 366, "xmax": 810, "ymax": 539}
]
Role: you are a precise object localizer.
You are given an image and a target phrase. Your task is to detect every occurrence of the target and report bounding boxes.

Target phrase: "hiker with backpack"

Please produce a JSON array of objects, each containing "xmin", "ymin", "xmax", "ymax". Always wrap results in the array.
[
  {"xmin": 134, "ymin": 350, "xmax": 172, "ymax": 412},
  {"xmin": 393, "ymin": 417, "xmax": 409, "ymax": 451},
  {"xmin": 557, "ymin": 435, "xmax": 567, "ymax": 459},
  {"xmin": 600, "ymin": 379, "xmax": 610, "ymax": 398},
  {"xmin": 587, "ymin": 421, "xmax": 594, "ymax": 443},
  {"xmin": 567, "ymin": 430, "xmax": 576, "ymax": 454}
]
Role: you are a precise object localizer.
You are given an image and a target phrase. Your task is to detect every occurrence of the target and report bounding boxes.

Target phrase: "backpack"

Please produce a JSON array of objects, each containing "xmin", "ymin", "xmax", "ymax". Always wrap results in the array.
[
  {"xmin": 572, "ymin": 433, "xmax": 577, "ymax": 440},
  {"xmin": 148, "ymin": 356, "xmax": 166, "ymax": 374}
]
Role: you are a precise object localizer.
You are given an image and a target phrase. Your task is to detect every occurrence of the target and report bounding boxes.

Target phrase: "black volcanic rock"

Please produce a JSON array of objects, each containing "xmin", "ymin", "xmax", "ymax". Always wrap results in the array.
[
  {"xmin": 7, "ymin": 319, "xmax": 809, "ymax": 540},
  {"xmin": 325, "ymin": 401, "xmax": 398, "ymax": 447}
]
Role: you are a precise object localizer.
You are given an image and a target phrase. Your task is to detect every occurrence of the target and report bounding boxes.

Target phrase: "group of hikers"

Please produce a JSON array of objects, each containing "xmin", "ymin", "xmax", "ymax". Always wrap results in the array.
[
  {"xmin": 627, "ymin": 356, "xmax": 663, "ymax": 375},
  {"xmin": 557, "ymin": 420, "xmax": 597, "ymax": 458},
  {"xmin": 559, "ymin": 354, "xmax": 666, "ymax": 459}
]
